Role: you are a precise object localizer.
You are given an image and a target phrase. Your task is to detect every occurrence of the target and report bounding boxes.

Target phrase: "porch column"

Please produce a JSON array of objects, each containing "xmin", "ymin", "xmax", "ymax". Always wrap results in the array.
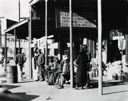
[
  {"xmin": 14, "ymin": 29, "xmax": 17, "ymax": 66},
  {"xmin": 69, "ymin": 0, "xmax": 74, "ymax": 88},
  {"xmin": 18, "ymin": 39, "xmax": 21, "ymax": 51},
  {"xmin": 29, "ymin": 4, "xmax": 32, "ymax": 79},
  {"xmin": 18, "ymin": 0, "xmax": 21, "ymax": 51},
  {"xmin": 4, "ymin": 33, "xmax": 7, "ymax": 69},
  {"xmin": 98, "ymin": 0, "xmax": 103, "ymax": 95},
  {"xmin": 45, "ymin": 0, "xmax": 48, "ymax": 68}
]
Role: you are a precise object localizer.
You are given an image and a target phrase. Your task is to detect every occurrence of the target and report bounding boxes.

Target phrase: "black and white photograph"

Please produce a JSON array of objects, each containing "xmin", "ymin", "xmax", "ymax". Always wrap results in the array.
[{"xmin": 0, "ymin": 0, "xmax": 128, "ymax": 101}]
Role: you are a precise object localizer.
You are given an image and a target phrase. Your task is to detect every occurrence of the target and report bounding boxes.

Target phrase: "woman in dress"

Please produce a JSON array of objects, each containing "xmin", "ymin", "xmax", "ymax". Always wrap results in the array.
[{"xmin": 75, "ymin": 45, "xmax": 91, "ymax": 89}]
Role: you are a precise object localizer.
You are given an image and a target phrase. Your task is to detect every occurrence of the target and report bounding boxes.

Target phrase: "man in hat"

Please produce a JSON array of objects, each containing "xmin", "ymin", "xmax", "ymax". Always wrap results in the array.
[
  {"xmin": 37, "ymin": 49, "xmax": 45, "ymax": 81},
  {"xmin": 57, "ymin": 53, "xmax": 70, "ymax": 89},
  {"xmin": 15, "ymin": 49, "xmax": 27, "ymax": 81}
]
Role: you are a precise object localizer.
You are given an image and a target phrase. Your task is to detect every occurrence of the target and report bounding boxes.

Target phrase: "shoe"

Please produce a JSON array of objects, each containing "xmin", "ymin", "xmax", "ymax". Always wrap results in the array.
[
  {"xmin": 54, "ymin": 82, "xmax": 58, "ymax": 85},
  {"xmin": 75, "ymin": 85, "xmax": 79, "ymax": 90},
  {"xmin": 57, "ymin": 85, "xmax": 64, "ymax": 89},
  {"xmin": 39, "ymin": 79, "xmax": 44, "ymax": 81},
  {"xmin": 84, "ymin": 85, "xmax": 89, "ymax": 89},
  {"xmin": 35, "ymin": 79, "xmax": 39, "ymax": 81}
]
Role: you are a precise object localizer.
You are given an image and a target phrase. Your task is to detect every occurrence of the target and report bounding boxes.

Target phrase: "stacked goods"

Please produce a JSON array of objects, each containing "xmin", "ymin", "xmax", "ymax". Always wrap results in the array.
[
  {"xmin": 107, "ymin": 61, "xmax": 122, "ymax": 80},
  {"xmin": 90, "ymin": 58, "xmax": 98, "ymax": 77}
]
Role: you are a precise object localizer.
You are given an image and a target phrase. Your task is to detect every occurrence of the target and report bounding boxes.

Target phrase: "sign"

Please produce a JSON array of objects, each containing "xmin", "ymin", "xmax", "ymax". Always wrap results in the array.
[
  {"xmin": 56, "ymin": 10, "xmax": 96, "ymax": 28},
  {"xmin": 1, "ymin": 34, "xmax": 28, "ymax": 47},
  {"xmin": 110, "ymin": 29, "xmax": 124, "ymax": 40}
]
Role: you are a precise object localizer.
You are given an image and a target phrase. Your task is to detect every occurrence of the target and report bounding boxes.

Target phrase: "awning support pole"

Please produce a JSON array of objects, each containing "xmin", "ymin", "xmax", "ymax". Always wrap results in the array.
[
  {"xmin": 45, "ymin": 0, "xmax": 48, "ymax": 68},
  {"xmin": 29, "ymin": 4, "xmax": 32, "ymax": 79},
  {"xmin": 19, "ymin": 39, "xmax": 21, "ymax": 51},
  {"xmin": 14, "ymin": 29, "xmax": 17, "ymax": 66},
  {"xmin": 18, "ymin": 0, "xmax": 21, "ymax": 21},
  {"xmin": 4, "ymin": 33, "xmax": 7, "ymax": 69},
  {"xmin": 69, "ymin": 0, "xmax": 74, "ymax": 88},
  {"xmin": 98, "ymin": 0, "xmax": 103, "ymax": 95},
  {"xmin": 18, "ymin": 0, "xmax": 21, "ymax": 51}
]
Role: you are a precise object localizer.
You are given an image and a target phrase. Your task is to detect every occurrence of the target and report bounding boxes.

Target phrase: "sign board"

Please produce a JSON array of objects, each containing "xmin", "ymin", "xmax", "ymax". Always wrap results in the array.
[
  {"xmin": 110, "ymin": 29, "xmax": 124, "ymax": 40},
  {"xmin": 56, "ymin": 10, "xmax": 96, "ymax": 28}
]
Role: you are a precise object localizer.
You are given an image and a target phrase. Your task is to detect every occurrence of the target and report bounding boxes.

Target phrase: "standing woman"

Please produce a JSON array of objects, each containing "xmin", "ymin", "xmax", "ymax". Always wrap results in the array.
[{"xmin": 75, "ymin": 45, "xmax": 91, "ymax": 89}]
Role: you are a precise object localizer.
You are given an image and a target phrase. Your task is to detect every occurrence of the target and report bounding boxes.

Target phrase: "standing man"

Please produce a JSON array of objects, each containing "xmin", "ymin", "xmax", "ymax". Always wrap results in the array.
[
  {"xmin": 15, "ymin": 49, "xmax": 27, "ymax": 82},
  {"xmin": 33, "ymin": 43, "xmax": 39, "ymax": 69},
  {"xmin": 33, "ymin": 43, "xmax": 39, "ymax": 81},
  {"xmin": 37, "ymin": 49, "xmax": 45, "ymax": 81}
]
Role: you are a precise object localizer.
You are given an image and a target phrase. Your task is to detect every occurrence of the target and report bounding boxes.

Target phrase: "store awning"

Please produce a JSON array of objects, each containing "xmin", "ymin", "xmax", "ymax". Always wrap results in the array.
[{"xmin": 4, "ymin": 19, "xmax": 29, "ymax": 39}]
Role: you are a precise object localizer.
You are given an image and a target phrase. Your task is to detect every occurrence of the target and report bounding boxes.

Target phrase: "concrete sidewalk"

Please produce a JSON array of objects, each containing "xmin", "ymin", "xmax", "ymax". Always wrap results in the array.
[{"xmin": 1, "ymin": 79, "xmax": 128, "ymax": 101}]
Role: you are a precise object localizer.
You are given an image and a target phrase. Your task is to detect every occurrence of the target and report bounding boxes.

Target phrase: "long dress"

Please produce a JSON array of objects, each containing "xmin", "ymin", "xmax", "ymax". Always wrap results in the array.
[{"xmin": 75, "ymin": 52, "xmax": 89, "ymax": 87}]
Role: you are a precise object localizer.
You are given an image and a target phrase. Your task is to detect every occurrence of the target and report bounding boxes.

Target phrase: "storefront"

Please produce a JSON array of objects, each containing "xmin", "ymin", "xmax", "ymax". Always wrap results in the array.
[
  {"xmin": 30, "ymin": 0, "xmax": 97, "ymax": 60},
  {"xmin": 4, "ymin": 19, "xmax": 30, "ymax": 79}
]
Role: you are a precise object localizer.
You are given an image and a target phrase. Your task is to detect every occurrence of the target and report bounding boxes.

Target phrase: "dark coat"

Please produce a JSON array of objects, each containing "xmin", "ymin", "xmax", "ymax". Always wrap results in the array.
[
  {"xmin": 37, "ymin": 53, "xmax": 45, "ymax": 68},
  {"xmin": 75, "ymin": 51, "xmax": 90, "ymax": 87},
  {"xmin": 59, "ymin": 58, "xmax": 70, "ymax": 75},
  {"xmin": 15, "ymin": 53, "xmax": 26, "ymax": 66}
]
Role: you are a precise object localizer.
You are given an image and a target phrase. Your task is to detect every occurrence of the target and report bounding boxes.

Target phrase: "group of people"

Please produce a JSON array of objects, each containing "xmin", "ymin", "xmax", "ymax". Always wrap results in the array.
[{"xmin": 33, "ymin": 43, "xmax": 91, "ymax": 89}]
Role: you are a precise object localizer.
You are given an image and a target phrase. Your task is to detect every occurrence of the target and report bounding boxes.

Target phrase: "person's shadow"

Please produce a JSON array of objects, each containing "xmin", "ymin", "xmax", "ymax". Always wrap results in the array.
[
  {"xmin": 1, "ymin": 85, "xmax": 39, "ymax": 101},
  {"xmin": 13, "ymin": 92, "xmax": 39, "ymax": 101}
]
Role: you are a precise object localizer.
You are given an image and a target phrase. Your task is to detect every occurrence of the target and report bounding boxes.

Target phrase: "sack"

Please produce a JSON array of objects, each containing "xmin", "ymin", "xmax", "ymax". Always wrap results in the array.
[{"xmin": 48, "ymin": 73, "xmax": 55, "ymax": 85}]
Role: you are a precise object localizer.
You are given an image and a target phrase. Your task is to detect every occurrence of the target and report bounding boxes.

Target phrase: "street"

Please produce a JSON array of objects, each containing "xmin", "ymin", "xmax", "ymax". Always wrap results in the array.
[{"xmin": 1, "ymin": 79, "xmax": 128, "ymax": 101}]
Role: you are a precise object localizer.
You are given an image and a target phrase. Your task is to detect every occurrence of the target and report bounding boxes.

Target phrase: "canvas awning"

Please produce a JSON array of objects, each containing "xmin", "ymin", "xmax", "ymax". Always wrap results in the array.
[
  {"xmin": 4, "ymin": 19, "xmax": 29, "ymax": 39},
  {"xmin": 29, "ymin": 0, "xmax": 40, "ymax": 6}
]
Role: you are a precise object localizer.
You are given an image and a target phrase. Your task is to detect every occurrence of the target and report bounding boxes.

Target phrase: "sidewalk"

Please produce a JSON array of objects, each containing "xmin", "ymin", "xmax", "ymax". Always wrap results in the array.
[{"xmin": 1, "ymin": 79, "xmax": 128, "ymax": 101}]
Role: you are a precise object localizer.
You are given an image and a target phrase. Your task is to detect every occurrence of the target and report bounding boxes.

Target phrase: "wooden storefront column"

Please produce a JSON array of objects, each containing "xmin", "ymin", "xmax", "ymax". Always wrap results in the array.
[
  {"xmin": 98, "ymin": 0, "xmax": 103, "ymax": 95},
  {"xmin": 18, "ymin": 0, "xmax": 21, "ymax": 51},
  {"xmin": 45, "ymin": 0, "xmax": 48, "ymax": 68},
  {"xmin": 29, "ymin": 4, "xmax": 32, "ymax": 79},
  {"xmin": 14, "ymin": 29, "xmax": 17, "ymax": 66},
  {"xmin": 4, "ymin": 33, "xmax": 7, "ymax": 69},
  {"xmin": 18, "ymin": 39, "xmax": 21, "ymax": 51},
  {"xmin": 69, "ymin": 0, "xmax": 74, "ymax": 88}
]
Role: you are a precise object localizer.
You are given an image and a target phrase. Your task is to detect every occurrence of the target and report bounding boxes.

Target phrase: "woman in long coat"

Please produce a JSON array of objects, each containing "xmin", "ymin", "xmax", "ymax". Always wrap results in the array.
[{"xmin": 75, "ymin": 45, "xmax": 91, "ymax": 89}]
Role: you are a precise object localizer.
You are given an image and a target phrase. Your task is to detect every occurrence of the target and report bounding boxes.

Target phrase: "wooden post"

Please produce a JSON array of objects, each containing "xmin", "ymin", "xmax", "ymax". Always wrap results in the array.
[
  {"xmin": 5, "ymin": 33, "xmax": 7, "ymax": 70},
  {"xmin": 19, "ymin": 39, "xmax": 21, "ymax": 51},
  {"xmin": 45, "ymin": 0, "xmax": 48, "ymax": 68},
  {"xmin": 29, "ymin": 4, "xmax": 32, "ymax": 79},
  {"xmin": 98, "ymin": 0, "xmax": 103, "ymax": 95},
  {"xmin": 0, "ymin": 20, "xmax": 1, "ymax": 48},
  {"xmin": 18, "ymin": 0, "xmax": 21, "ymax": 21},
  {"xmin": 14, "ymin": 29, "xmax": 17, "ymax": 66},
  {"xmin": 18, "ymin": 0, "xmax": 21, "ymax": 51},
  {"xmin": 69, "ymin": 0, "xmax": 74, "ymax": 88}
]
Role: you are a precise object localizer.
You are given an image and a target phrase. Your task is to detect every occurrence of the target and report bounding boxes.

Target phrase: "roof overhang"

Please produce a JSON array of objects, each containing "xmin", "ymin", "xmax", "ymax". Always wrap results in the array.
[
  {"xmin": 29, "ymin": 0, "xmax": 40, "ymax": 6},
  {"xmin": 4, "ymin": 19, "xmax": 29, "ymax": 39},
  {"xmin": 5, "ymin": 20, "xmax": 28, "ymax": 33}
]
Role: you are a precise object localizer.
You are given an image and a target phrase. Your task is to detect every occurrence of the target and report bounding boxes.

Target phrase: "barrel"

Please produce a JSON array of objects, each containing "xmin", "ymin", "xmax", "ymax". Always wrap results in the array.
[{"xmin": 6, "ymin": 65, "xmax": 18, "ymax": 83}]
